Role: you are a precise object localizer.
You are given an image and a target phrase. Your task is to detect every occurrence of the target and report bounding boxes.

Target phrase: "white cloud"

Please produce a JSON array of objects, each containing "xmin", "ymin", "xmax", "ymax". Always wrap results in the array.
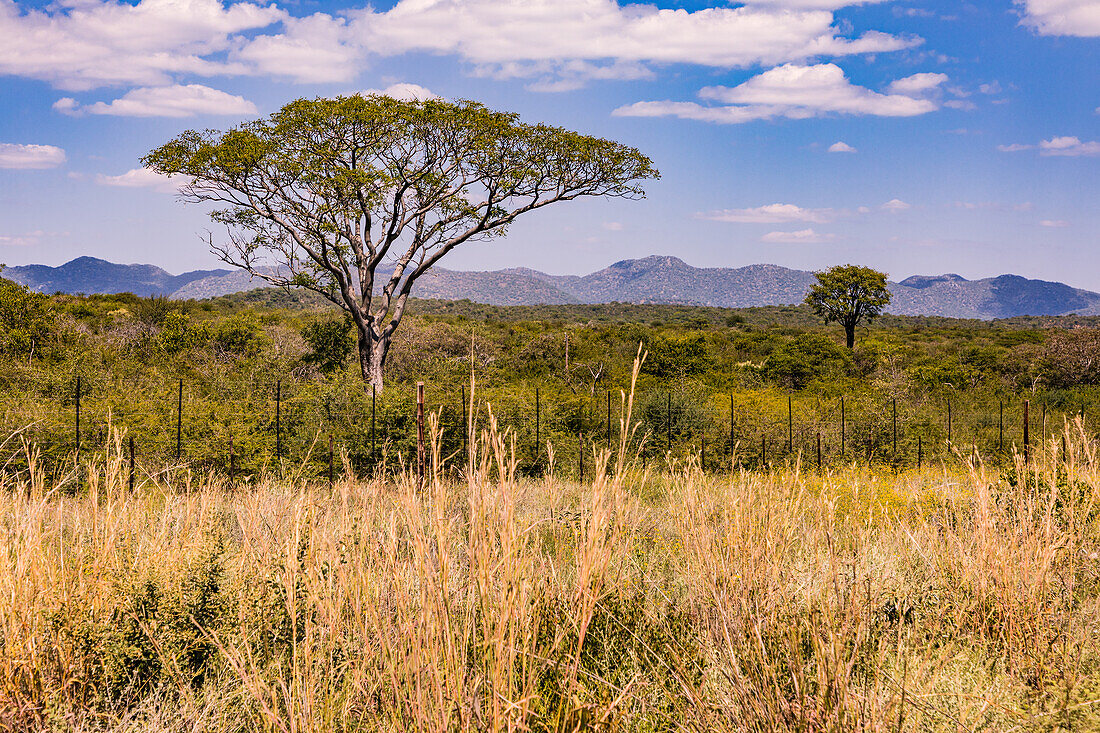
[
  {"xmin": 1040, "ymin": 219, "xmax": 1069, "ymax": 227},
  {"xmin": 602, "ymin": 221, "xmax": 624, "ymax": 231},
  {"xmin": 828, "ymin": 140, "xmax": 857, "ymax": 152},
  {"xmin": 0, "ymin": 0, "xmax": 284, "ymax": 90},
  {"xmin": 0, "ymin": 0, "xmax": 919, "ymax": 93},
  {"xmin": 699, "ymin": 203, "xmax": 836, "ymax": 223},
  {"xmin": 95, "ymin": 167, "xmax": 182, "ymax": 193},
  {"xmin": 997, "ymin": 137, "xmax": 1100, "ymax": 156},
  {"xmin": 232, "ymin": 12, "xmax": 362, "ymax": 83},
  {"xmin": 760, "ymin": 228, "xmax": 835, "ymax": 243},
  {"xmin": 0, "ymin": 143, "xmax": 66, "ymax": 169},
  {"xmin": 886, "ymin": 71, "xmax": 948, "ymax": 95},
  {"xmin": 1018, "ymin": 0, "xmax": 1100, "ymax": 36},
  {"xmin": 61, "ymin": 84, "xmax": 257, "ymax": 117},
  {"xmin": 360, "ymin": 82, "xmax": 439, "ymax": 101},
  {"xmin": 1039, "ymin": 135, "xmax": 1100, "ymax": 156},
  {"xmin": 345, "ymin": 0, "xmax": 918, "ymax": 88},
  {"xmin": 882, "ymin": 198, "xmax": 911, "ymax": 211},
  {"xmin": 0, "ymin": 230, "xmax": 45, "ymax": 246},
  {"xmin": 615, "ymin": 63, "xmax": 937, "ymax": 124}
]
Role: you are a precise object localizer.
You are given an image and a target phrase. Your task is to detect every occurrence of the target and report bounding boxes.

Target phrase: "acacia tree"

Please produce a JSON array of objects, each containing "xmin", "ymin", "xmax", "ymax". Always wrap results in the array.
[
  {"xmin": 804, "ymin": 264, "xmax": 892, "ymax": 349},
  {"xmin": 144, "ymin": 95, "xmax": 657, "ymax": 390}
]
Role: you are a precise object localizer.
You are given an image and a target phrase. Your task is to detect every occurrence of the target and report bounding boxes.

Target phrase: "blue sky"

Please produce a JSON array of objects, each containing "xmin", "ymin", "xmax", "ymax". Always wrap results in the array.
[{"xmin": 1, "ymin": 0, "xmax": 1098, "ymax": 288}]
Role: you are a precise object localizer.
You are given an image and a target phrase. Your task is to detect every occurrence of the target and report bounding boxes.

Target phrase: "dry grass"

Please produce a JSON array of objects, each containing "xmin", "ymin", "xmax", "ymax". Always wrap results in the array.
[{"xmin": 1, "ymin": 364, "xmax": 1099, "ymax": 731}]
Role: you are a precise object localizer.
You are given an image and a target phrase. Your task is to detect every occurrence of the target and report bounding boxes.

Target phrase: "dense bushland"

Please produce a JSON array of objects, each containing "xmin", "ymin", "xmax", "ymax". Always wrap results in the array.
[{"xmin": 2, "ymin": 278, "xmax": 1100, "ymax": 482}]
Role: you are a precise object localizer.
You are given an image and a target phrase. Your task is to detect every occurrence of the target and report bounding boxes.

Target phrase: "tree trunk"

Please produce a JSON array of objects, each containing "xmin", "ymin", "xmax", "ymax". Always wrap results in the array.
[
  {"xmin": 844, "ymin": 323, "xmax": 856, "ymax": 349},
  {"xmin": 357, "ymin": 327, "xmax": 389, "ymax": 392}
]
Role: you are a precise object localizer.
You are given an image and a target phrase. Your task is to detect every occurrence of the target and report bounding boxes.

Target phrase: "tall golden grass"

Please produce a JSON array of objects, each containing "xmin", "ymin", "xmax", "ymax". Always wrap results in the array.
[{"xmin": 1, "ymin": 358, "xmax": 1098, "ymax": 731}]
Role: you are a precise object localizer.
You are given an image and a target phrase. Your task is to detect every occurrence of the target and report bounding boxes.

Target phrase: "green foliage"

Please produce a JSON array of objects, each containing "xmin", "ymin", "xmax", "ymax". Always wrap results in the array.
[
  {"xmin": 211, "ymin": 310, "xmax": 263, "ymax": 359},
  {"xmin": 763, "ymin": 333, "xmax": 850, "ymax": 389},
  {"xmin": 804, "ymin": 264, "xmax": 892, "ymax": 348},
  {"xmin": 643, "ymin": 333, "xmax": 710, "ymax": 380},
  {"xmin": 301, "ymin": 315, "xmax": 355, "ymax": 374},
  {"xmin": 144, "ymin": 95, "xmax": 658, "ymax": 389},
  {"xmin": 0, "ymin": 275, "xmax": 54, "ymax": 357},
  {"xmin": 155, "ymin": 310, "xmax": 205, "ymax": 354}
]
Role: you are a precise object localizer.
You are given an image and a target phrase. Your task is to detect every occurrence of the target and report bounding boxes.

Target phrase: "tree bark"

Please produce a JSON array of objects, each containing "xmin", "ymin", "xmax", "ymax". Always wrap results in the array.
[
  {"xmin": 844, "ymin": 322, "xmax": 856, "ymax": 349},
  {"xmin": 357, "ymin": 326, "xmax": 389, "ymax": 392}
]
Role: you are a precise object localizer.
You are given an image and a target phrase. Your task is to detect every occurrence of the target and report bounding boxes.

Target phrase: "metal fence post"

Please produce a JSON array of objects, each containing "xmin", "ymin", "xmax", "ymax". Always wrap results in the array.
[
  {"xmin": 176, "ymin": 378, "xmax": 183, "ymax": 461},
  {"xmin": 275, "ymin": 380, "xmax": 282, "ymax": 465},
  {"xmin": 416, "ymin": 382, "xmax": 425, "ymax": 484},
  {"xmin": 1023, "ymin": 399, "xmax": 1030, "ymax": 465}
]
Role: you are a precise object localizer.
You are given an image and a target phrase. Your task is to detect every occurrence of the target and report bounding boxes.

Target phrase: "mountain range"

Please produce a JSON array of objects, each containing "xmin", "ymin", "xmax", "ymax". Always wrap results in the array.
[{"xmin": 6, "ymin": 255, "xmax": 1100, "ymax": 320}]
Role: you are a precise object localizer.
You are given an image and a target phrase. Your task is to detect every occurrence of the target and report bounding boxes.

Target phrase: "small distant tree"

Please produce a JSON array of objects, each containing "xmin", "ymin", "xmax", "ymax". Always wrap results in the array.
[
  {"xmin": 804, "ymin": 265, "xmax": 892, "ymax": 349},
  {"xmin": 144, "ymin": 95, "xmax": 657, "ymax": 391}
]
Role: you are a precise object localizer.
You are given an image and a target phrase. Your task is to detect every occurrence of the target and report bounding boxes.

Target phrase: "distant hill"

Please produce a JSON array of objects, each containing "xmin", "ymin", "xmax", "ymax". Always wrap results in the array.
[
  {"xmin": 4, "ymin": 256, "xmax": 231, "ymax": 298},
  {"xmin": 6, "ymin": 255, "xmax": 1100, "ymax": 320}
]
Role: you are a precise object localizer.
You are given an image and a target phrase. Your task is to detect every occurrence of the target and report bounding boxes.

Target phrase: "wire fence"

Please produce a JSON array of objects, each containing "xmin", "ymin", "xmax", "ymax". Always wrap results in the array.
[{"xmin": 0, "ymin": 372, "xmax": 1089, "ymax": 487}]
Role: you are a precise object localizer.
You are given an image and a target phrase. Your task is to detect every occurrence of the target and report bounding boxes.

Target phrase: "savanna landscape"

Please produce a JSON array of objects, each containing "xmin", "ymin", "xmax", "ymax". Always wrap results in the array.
[{"xmin": 3, "ymin": 0, "xmax": 1100, "ymax": 730}]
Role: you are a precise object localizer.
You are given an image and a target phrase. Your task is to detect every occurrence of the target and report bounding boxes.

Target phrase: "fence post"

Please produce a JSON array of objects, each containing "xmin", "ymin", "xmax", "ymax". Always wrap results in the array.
[
  {"xmin": 947, "ymin": 398, "xmax": 952, "ymax": 444},
  {"xmin": 999, "ymin": 400, "xmax": 1004, "ymax": 452},
  {"xmin": 229, "ymin": 436, "xmax": 235, "ymax": 485},
  {"xmin": 461, "ymin": 383, "xmax": 469, "ymax": 460},
  {"xmin": 606, "ymin": 390, "xmax": 611, "ymax": 453},
  {"xmin": 892, "ymin": 398, "xmax": 898, "ymax": 461},
  {"xmin": 918, "ymin": 436, "xmax": 922, "ymax": 470},
  {"xmin": 816, "ymin": 432, "xmax": 822, "ymax": 471},
  {"xmin": 75, "ymin": 376, "xmax": 81, "ymax": 483},
  {"xmin": 788, "ymin": 394, "xmax": 793, "ymax": 454},
  {"xmin": 840, "ymin": 395, "xmax": 846, "ymax": 456},
  {"xmin": 328, "ymin": 433, "xmax": 334, "ymax": 490},
  {"xmin": 761, "ymin": 435, "xmax": 766, "ymax": 468},
  {"xmin": 729, "ymin": 393, "xmax": 735, "ymax": 458},
  {"xmin": 578, "ymin": 430, "xmax": 584, "ymax": 483},
  {"xmin": 416, "ymin": 382, "xmax": 425, "ymax": 485},
  {"xmin": 1023, "ymin": 399, "xmax": 1030, "ymax": 465},
  {"xmin": 534, "ymin": 387, "xmax": 539, "ymax": 467},
  {"xmin": 176, "ymin": 378, "xmax": 183, "ymax": 461},
  {"xmin": 701, "ymin": 432, "xmax": 706, "ymax": 472},
  {"xmin": 128, "ymin": 435, "xmax": 135, "ymax": 491},
  {"xmin": 275, "ymin": 380, "xmax": 282, "ymax": 466},
  {"xmin": 667, "ymin": 393, "xmax": 672, "ymax": 454}
]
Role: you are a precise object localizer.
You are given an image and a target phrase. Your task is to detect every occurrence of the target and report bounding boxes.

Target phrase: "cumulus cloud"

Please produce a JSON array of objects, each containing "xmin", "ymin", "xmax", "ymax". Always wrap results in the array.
[
  {"xmin": 760, "ymin": 228, "xmax": 835, "ymax": 243},
  {"xmin": 1040, "ymin": 219, "xmax": 1069, "ymax": 227},
  {"xmin": 0, "ymin": 0, "xmax": 920, "ymax": 93},
  {"xmin": 59, "ymin": 84, "xmax": 258, "ymax": 117},
  {"xmin": 828, "ymin": 141, "xmax": 857, "ymax": 152},
  {"xmin": 0, "ymin": 0, "xmax": 283, "ymax": 90},
  {"xmin": 95, "ymin": 167, "xmax": 182, "ymax": 193},
  {"xmin": 1039, "ymin": 135, "xmax": 1100, "ymax": 156},
  {"xmin": 999, "ymin": 136, "xmax": 1100, "ymax": 156},
  {"xmin": 882, "ymin": 198, "xmax": 911, "ymax": 211},
  {"xmin": 699, "ymin": 203, "xmax": 836, "ymax": 223},
  {"xmin": 0, "ymin": 143, "xmax": 66, "ymax": 169},
  {"xmin": 614, "ymin": 63, "xmax": 938, "ymax": 124},
  {"xmin": 886, "ymin": 71, "xmax": 948, "ymax": 95},
  {"xmin": 233, "ymin": 12, "xmax": 362, "ymax": 83},
  {"xmin": 359, "ymin": 82, "xmax": 439, "ymax": 101},
  {"xmin": 1018, "ymin": 0, "xmax": 1100, "ymax": 36},
  {"xmin": 347, "ymin": 0, "xmax": 917, "ymax": 86}
]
